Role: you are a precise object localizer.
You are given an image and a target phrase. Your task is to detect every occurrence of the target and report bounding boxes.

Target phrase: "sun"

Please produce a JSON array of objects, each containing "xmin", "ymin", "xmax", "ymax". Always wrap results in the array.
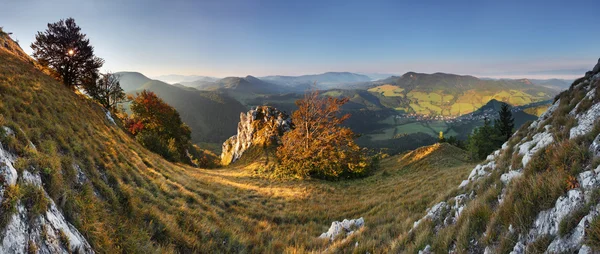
[{"xmin": 68, "ymin": 49, "xmax": 74, "ymax": 56}]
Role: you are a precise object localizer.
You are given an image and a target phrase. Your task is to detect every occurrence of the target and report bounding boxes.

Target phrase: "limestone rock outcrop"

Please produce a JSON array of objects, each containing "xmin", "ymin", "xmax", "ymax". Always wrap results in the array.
[
  {"xmin": 318, "ymin": 217, "xmax": 365, "ymax": 241},
  {"xmin": 0, "ymin": 127, "xmax": 94, "ymax": 253},
  {"xmin": 220, "ymin": 106, "xmax": 291, "ymax": 166},
  {"xmin": 409, "ymin": 58, "xmax": 600, "ymax": 253}
]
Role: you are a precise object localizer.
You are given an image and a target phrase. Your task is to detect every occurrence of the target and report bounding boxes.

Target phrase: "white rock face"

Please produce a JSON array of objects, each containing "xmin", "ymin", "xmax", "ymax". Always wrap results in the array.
[
  {"xmin": 104, "ymin": 109, "xmax": 116, "ymax": 125},
  {"xmin": 546, "ymin": 204, "xmax": 600, "ymax": 253},
  {"xmin": 318, "ymin": 217, "xmax": 364, "ymax": 241},
  {"xmin": 220, "ymin": 106, "xmax": 291, "ymax": 165},
  {"xmin": 590, "ymin": 134, "xmax": 600, "ymax": 158},
  {"xmin": 407, "ymin": 60, "xmax": 600, "ymax": 253},
  {"xmin": 418, "ymin": 244, "xmax": 432, "ymax": 254},
  {"xmin": 529, "ymin": 99, "xmax": 560, "ymax": 130},
  {"xmin": 500, "ymin": 170, "xmax": 522, "ymax": 185},
  {"xmin": 0, "ymin": 128, "xmax": 94, "ymax": 253},
  {"xmin": 570, "ymin": 103, "xmax": 600, "ymax": 139},
  {"xmin": 531, "ymin": 189, "xmax": 584, "ymax": 237},
  {"xmin": 517, "ymin": 130, "xmax": 553, "ymax": 168}
]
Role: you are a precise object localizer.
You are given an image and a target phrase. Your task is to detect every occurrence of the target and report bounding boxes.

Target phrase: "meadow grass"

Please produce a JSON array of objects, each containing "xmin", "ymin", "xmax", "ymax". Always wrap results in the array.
[{"xmin": 0, "ymin": 42, "xmax": 477, "ymax": 253}]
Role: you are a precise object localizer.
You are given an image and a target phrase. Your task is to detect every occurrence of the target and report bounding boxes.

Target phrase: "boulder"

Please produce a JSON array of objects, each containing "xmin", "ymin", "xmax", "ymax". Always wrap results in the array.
[{"xmin": 318, "ymin": 217, "xmax": 365, "ymax": 241}]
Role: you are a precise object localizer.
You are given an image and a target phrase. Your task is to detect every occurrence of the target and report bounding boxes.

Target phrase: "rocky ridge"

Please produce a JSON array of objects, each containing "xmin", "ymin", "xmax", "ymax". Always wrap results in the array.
[
  {"xmin": 411, "ymin": 58, "xmax": 600, "ymax": 253},
  {"xmin": 220, "ymin": 106, "xmax": 291, "ymax": 165}
]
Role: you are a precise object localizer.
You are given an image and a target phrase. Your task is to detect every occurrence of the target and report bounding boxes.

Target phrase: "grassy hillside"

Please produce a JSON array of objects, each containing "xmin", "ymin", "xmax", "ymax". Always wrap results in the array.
[
  {"xmin": 0, "ymin": 33, "xmax": 478, "ymax": 253},
  {"xmin": 117, "ymin": 73, "xmax": 247, "ymax": 144},
  {"xmin": 395, "ymin": 63, "xmax": 600, "ymax": 253},
  {"xmin": 369, "ymin": 72, "xmax": 556, "ymax": 116}
]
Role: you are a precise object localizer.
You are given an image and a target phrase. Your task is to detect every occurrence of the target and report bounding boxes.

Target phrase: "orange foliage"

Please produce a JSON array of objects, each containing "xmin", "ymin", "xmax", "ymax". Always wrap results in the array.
[{"xmin": 276, "ymin": 89, "xmax": 371, "ymax": 179}]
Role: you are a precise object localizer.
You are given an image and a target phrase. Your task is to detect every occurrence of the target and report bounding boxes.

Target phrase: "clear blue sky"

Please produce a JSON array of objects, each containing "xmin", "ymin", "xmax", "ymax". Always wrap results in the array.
[{"xmin": 1, "ymin": 0, "xmax": 598, "ymax": 78}]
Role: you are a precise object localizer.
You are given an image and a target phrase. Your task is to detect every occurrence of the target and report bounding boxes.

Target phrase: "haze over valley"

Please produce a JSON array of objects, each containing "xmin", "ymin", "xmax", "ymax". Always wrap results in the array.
[{"xmin": 1, "ymin": 1, "xmax": 600, "ymax": 253}]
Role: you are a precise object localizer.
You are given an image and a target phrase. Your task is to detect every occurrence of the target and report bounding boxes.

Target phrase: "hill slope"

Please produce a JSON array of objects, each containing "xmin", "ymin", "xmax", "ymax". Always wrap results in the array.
[
  {"xmin": 0, "ymin": 32, "xmax": 477, "ymax": 253},
  {"xmin": 368, "ymin": 72, "xmax": 557, "ymax": 116},
  {"xmin": 118, "ymin": 72, "xmax": 247, "ymax": 143},
  {"xmin": 398, "ymin": 59, "xmax": 600, "ymax": 253}
]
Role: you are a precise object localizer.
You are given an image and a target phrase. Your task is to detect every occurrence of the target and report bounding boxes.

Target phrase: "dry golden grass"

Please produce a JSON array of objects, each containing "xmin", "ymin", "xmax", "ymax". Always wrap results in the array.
[{"xmin": 0, "ymin": 34, "xmax": 477, "ymax": 253}]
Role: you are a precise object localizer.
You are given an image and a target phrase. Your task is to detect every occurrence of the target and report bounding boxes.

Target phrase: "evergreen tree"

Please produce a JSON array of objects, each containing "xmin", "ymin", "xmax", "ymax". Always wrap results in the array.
[
  {"xmin": 467, "ymin": 118, "xmax": 496, "ymax": 160},
  {"xmin": 495, "ymin": 103, "xmax": 515, "ymax": 142},
  {"xmin": 31, "ymin": 18, "xmax": 104, "ymax": 89}
]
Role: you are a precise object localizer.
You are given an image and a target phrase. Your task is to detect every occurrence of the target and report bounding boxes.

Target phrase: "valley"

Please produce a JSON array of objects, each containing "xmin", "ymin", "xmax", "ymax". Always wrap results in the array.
[
  {"xmin": 2, "ymin": 2, "xmax": 599, "ymax": 253},
  {"xmin": 116, "ymin": 70, "xmax": 561, "ymax": 154}
]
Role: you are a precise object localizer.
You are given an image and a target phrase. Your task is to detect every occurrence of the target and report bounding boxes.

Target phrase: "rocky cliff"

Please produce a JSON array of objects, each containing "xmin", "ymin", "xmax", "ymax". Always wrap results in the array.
[
  {"xmin": 405, "ymin": 58, "xmax": 600, "ymax": 253},
  {"xmin": 220, "ymin": 106, "xmax": 291, "ymax": 166}
]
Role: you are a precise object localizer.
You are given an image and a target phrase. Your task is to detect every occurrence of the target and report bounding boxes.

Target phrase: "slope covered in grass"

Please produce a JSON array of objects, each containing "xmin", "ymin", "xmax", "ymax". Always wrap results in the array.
[
  {"xmin": 397, "ymin": 59, "xmax": 600, "ymax": 253},
  {"xmin": 0, "ymin": 32, "xmax": 479, "ymax": 253}
]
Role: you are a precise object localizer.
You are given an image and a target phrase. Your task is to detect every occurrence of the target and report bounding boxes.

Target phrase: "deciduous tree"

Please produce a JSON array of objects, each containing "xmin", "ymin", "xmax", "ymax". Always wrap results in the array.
[
  {"xmin": 86, "ymin": 72, "xmax": 126, "ymax": 110},
  {"xmin": 31, "ymin": 18, "xmax": 104, "ymax": 89},
  {"xmin": 276, "ymin": 89, "xmax": 371, "ymax": 179},
  {"xmin": 126, "ymin": 90, "xmax": 191, "ymax": 162}
]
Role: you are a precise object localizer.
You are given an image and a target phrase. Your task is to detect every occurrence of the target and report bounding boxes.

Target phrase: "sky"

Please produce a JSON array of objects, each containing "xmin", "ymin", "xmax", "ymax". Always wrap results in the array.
[{"xmin": 1, "ymin": 0, "xmax": 599, "ymax": 79}]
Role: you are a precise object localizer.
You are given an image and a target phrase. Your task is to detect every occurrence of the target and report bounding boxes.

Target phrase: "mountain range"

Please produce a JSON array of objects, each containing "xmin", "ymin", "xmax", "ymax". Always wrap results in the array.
[{"xmin": 116, "ymin": 72, "xmax": 246, "ymax": 143}]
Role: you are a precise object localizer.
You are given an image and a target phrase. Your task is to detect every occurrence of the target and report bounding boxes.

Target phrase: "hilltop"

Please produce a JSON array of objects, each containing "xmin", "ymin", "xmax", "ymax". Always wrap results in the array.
[{"xmin": 368, "ymin": 72, "xmax": 556, "ymax": 116}]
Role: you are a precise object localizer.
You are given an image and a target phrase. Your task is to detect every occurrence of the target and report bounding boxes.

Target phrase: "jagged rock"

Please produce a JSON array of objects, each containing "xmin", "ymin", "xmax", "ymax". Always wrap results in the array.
[
  {"xmin": 0, "ymin": 134, "xmax": 94, "ymax": 253},
  {"xmin": 459, "ymin": 160, "xmax": 496, "ymax": 188},
  {"xmin": 593, "ymin": 58, "xmax": 600, "ymax": 74},
  {"xmin": 418, "ymin": 245, "xmax": 432, "ymax": 254},
  {"xmin": 546, "ymin": 204, "xmax": 600, "ymax": 253},
  {"xmin": 518, "ymin": 130, "xmax": 553, "ymax": 168},
  {"xmin": 318, "ymin": 217, "xmax": 364, "ymax": 241},
  {"xmin": 510, "ymin": 241, "xmax": 526, "ymax": 254},
  {"xmin": 570, "ymin": 103, "xmax": 600, "ymax": 138},
  {"xmin": 413, "ymin": 202, "xmax": 450, "ymax": 229},
  {"xmin": 0, "ymin": 143, "xmax": 18, "ymax": 186},
  {"xmin": 531, "ymin": 189, "xmax": 584, "ymax": 237},
  {"xmin": 501, "ymin": 170, "xmax": 522, "ymax": 185},
  {"xmin": 220, "ymin": 106, "xmax": 291, "ymax": 165},
  {"xmin": 590, "ymin": 134, "xmax": 600, "ymax": 158},
  {"xmin": 408, "ymin": 60, "xmax": 600, "ymax": 254},
  {"xmin": 579, "ymin": 245, "xmax": 593, "ymax": 254},
  {"xmin": 104, "ymin": 108, "xmax": 116, "ymax": 125}
]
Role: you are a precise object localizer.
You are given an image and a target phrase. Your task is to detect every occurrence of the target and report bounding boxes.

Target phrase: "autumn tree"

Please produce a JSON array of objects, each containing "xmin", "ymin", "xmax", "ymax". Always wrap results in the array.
[
  {"xmin": 31, "ymin": 18, "xmax": 104, "ymax": 89},
  {"xmin": 86, "ymin": 72, "xmax": 126, "ymax": 110},
  {"xmin": 126, "ymin": 90, "xmax": 191, "ymax": 162},
  {"xmin": 276, "ymin": 89, "xmax": 371, "ymax": 179}
]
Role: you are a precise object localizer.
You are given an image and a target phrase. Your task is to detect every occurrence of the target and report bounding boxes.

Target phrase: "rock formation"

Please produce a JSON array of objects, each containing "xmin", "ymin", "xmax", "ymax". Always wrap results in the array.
[
  {"xmin": 0, "ymin": 127, "xmax": 94, "ymax": 253},
  {"xmin": 220, "ymin": 106, "xmax": 291, "ymax": 166},
  {"xmin": 318, "ymin": 217, "xmax": 365, "ymax": 241},
  {"xmin": 412, "ymin": 58, "xmax": 600, "ymax": 253}
]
